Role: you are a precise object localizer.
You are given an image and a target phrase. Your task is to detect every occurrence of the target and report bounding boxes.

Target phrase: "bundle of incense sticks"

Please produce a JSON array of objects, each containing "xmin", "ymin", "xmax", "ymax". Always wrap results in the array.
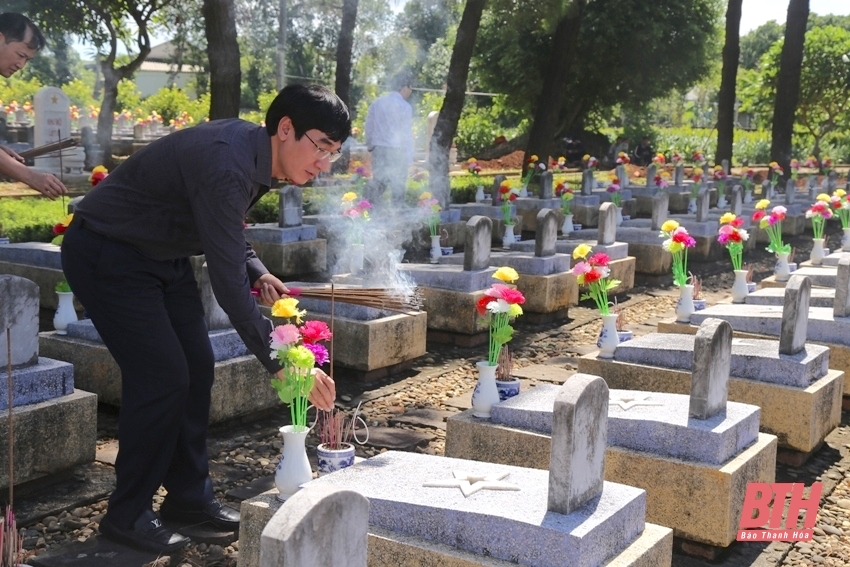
[
  {"xmin": 252, "ymin": 285, "xmax": 423, "ymax": 311},
  {"xmin": 17, "ymin": 138, "xmax": 77, "ymax": 160}
]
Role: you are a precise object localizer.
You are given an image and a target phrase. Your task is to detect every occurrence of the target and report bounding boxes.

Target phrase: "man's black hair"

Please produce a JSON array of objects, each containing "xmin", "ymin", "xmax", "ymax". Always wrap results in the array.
[
  {"xmin": 0, "ymin": 13, "xmax": 45, "ymax": 51},
  {"xmin": 265, "ymin": 84, "xmax": 350, "ymax": 143}
]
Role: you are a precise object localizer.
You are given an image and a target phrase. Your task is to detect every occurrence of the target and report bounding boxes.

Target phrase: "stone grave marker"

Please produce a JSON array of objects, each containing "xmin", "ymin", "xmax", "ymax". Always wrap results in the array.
[
  {"xmin": 464, "ymin": 215, "xmax": 492, "ymax": 271},
  {"xmin": 721, "ymin": 159, "xmax": 729, "ymax": 175},
  {"xmin": 646, "ymin": 164, "xmax": 657, "ymax": 184},
  {"xmin": 616, "ymin": 164, "xmax": 629, "ymax": 186},
  {"xmin": 784, "ymin": 179, "xmax": 796, "ymax": 205},
  {"xmin": 674, "ymin": 164, "xmax": 684, "ymax": 186},
  {"xmin": 535, "ymin": 209, "xmax": 558, "ymax": 257},
  {"xmin": 581, "ymin": 169, "xmax": 594, "ymax": 195},
  {"xmin": 539, "ymin": 170, "xmax": 553, "ymax": 199},
  {"xmin": 195, "ymin": 260, "xmax": 232, "ymax": 331},
  {"xmin": 260, "ymin": 485, "xmax": 369, "ymax": 567},
  {"xmin": 279, "ymin": 186, "xmax": 303, "ymax": 228},
  {"xmin": 0, "ymin": 275, "xmax": 38, "ymax": 369},
  {"xmin": 763, "ymin": 180, "xmax": 773, "ymax": 199},
  {"xmin": 492, "ymin": 174, "xmax": 506, "ymax": 205},
  {"xmin": 695, "ymin": 187, "xmax": 710, "ymax": 222},
  {"xmin": 730, "ymin": 185, "xmax": 743, "ymax": 216},
  {"xmin": 780, "ymin": 275, "xmax": 810, "ymax": 355},
  {"xmin": 651, "ymin": 192, "xmax": 669, "ymax": 231},
  {"xmin": 33, "ymin": 87, "xmax": 71, "ymax": 173},
  {"xmin": 548, "ymin": 373, "xmax": 608, "ymax": 515},
  {"xmin": 828, "ymin": 171, "xmax": 838, "ymax": 193},
  {"xmin": 834, "ymin": 255, "xmax": 850, "ymax": 318},
  {"xmin": 598, "ymin": 202, "xmax": 617, "ymax": 245},
  {"xmin": 702, "ymin": 161, "xmax": 711, "ymax": 177},
  {"xmin": 689, "ymin": 318, "xmax": 731, "ymax": 419}
]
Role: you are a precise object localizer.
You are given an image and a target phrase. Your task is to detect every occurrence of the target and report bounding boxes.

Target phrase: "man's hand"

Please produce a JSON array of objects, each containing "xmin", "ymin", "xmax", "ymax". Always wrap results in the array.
[
  {"xmin": 275, "ymin": 367, "xmax": 336, "ymax": 411},
  {"xmin": 28, "ymin": 171, "xmax": 68, "ymax": 200},
  {"xmin": 0, "ymin": 145, "xmax": 24, "ymax": 163},
  {"xmin": 252, "ymin": 273, "xmax": 289, "ymax": 306}
]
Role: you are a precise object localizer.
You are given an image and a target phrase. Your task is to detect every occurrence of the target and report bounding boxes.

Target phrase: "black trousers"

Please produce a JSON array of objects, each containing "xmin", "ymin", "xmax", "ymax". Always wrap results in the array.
[{"xmin": 61, "ymin": 220, "xmax": 215, "ymax": 529}]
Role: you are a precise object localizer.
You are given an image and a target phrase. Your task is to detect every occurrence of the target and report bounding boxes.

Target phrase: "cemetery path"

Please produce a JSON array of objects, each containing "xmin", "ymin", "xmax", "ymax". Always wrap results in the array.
[{"xmin": 11, "ymin": 221, "xmax": 850, "ymax": 567}]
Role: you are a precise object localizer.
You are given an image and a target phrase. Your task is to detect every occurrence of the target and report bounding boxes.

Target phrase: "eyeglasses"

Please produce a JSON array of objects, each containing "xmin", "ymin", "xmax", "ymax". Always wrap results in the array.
[{"xmin": 303, "ymin": 131, "xmax": 342, "ymax": 163}]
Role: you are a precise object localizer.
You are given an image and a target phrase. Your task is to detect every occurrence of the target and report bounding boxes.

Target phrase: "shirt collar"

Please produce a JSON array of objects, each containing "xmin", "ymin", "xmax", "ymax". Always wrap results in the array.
[{"xmin": 252, "ymin": 126, "xmax": 275, "ymax": 187}]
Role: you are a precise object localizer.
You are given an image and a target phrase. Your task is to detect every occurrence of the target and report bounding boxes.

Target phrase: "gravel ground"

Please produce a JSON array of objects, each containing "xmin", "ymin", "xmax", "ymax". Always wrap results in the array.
[{"xmin": 13, "ymin": 222, "xmax": 850, "ymax": 567}]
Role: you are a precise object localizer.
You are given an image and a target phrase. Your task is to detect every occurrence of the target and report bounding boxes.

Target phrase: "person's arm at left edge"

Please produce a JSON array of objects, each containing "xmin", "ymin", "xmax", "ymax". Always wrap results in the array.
[
  {"xmin": 190, "ymin": 170, "xmax": 335, "ymax": 410},
  {"xmin": 0, "ymin": 145, "xmax": 67, "ymax": 199}
]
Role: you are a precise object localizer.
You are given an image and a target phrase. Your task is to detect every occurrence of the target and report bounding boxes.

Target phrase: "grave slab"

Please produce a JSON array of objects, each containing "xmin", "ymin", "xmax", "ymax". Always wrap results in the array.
[
  {"xmin": 399, "ymin": 264, "xmax": 497, "ymax": 292},
  {"xmin": 248, "ymin": 239, "xmax": 327, "ymax": 279},
  {"xmin": 746, "ymin": 287, "xmax": 835, "ymax": 308},
  {"xmin": 307, "ymin": 451, "xmax": 646, "ymax": 567},
  {"xmin": 244, "ymin": 223, "xmax": 317, "ymax": 243},
  {"xmin": 445, "ymin": 411, "xmax": 777, "ymax": 547},
  {"xmin": 239, "ymin": 490, "xmax": 672, "ymax": 567},
  {"xmin": 577, "ymin": 353, "xmax": 842, "ymax": 455},
  {"xmin": 758, "ymin": 266, "xmax": 837, "ymax": 289},
  {"xmin": 0, "ymin": 357, "xmax": 74, "ymax": 410}
]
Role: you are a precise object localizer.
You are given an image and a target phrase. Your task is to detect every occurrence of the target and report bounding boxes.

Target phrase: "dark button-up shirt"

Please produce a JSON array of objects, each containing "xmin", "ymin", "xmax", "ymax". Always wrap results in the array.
[{"xmin": 75, "ymin": 119, "xmax": 282, "ymax": 373}]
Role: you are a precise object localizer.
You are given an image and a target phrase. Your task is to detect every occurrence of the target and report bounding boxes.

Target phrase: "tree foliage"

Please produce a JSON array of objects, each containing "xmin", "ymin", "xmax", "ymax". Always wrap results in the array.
[{"xmin": 740, "ymin": 14, "xmax": 850, "ymax": 71}]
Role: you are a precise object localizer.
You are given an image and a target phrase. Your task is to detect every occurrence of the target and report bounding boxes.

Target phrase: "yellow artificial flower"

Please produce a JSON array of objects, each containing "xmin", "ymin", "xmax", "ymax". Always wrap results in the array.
[
  {"xmin": 419, "ymin": 191, "xmax": 432, "ymax": 200},
  {"xmin": 529, "ymin": 154, "xmax": 539, "ymax": 163},
  {"xmin": 661, "ymin": 220, "xmax": 680, "ymax": 233},
  {"xmin": 693, "ymin": 167, "xmax": 704, "ymax": 176},
  {"xmin": 817, "ymin": 193, "xmax": 831, "ymax": 202},
  {"xmin": 91, "ymin": 165, "xmax": 108, "ymax": 175},
  {"xmin": 271, "ymin": 297, "xmax": 305, "ymax": 324},
  {"xmin": 508, "ymin": 304, "xmax": 523, "ymax": 317},
  {"xmin": 713, "ymin": 165, "xmax": 722, "ymax": 172},
  {"xmin": 342, "ymin": 192, "xmax": 357, "ymax": 202},
  {"xmin": 660, "ymin": 171, "xmax": 671, "ymax": 179},
  {"xmin": 836, "ymin": 189, "xmax": 847, "ymax": 198},
  {"xmin": 493, "ymin": 266, "xmax": 519, "ymax": 283},
  {"xmin": 573, "ymin": 243, "xmax": 593, "ymax": 260},
  {"xmin": 755, "ymin": 199, "xmax": 770, "ymax": 210},
  {"xmin": 582, "ymin": 154, "xmax": 590, "ymax": 161},
  {"xmin": 769, "ymin": 161, "xmax": 778, "ymax": 168},
  {"xmin": 467, "ymin": 157, "xmax": 477, "ymax": 163},
  {"xmin": 719, "ymin": 212, "xmax": 736, "ymax": 225}
]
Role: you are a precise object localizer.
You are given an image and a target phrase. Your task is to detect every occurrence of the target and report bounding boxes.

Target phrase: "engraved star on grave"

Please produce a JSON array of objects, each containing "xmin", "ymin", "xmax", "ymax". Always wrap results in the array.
[
  {"xmin": 608, "ymin": 393, "xmax": 664, "ymax": 411},
  {"xmin": 423, "ymin": 470, "xmax": 521, "ymax": 497}
]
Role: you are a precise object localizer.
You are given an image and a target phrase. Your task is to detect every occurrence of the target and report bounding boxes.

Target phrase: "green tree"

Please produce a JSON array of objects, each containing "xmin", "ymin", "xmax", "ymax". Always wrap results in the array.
[
  {"xmin": 716, "ymin": 0, "xmax": 743, "ymax": 166},
  {"xmin": 204, "ymin": 0, "xmax": 240, "ymax": 118},
  {"xmin": 739, "ymin": 20, "xmax": 783, "ymax": 69}
]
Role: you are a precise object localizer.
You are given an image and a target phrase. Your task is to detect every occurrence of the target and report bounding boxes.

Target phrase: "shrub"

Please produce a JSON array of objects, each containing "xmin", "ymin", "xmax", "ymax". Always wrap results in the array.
[
  {"xmin": 245, "ymin": 191, "xmax": 278, "ymax": 224},
  {"xmin": 0, "ymin": 197, "xmax": 67, "ymax": 243}
]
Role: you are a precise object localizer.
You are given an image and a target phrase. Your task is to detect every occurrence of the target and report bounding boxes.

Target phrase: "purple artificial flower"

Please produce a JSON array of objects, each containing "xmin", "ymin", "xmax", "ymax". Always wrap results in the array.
[{"xmin": 303, "ymin": 342, "xmax": 329, "ymax": 366}]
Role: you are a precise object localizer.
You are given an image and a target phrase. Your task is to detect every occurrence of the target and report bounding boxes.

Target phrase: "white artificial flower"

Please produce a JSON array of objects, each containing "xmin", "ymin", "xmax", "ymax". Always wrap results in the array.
[{"xmin": 739, "ymin": 229, "xmax": 749, "ymax": 241}]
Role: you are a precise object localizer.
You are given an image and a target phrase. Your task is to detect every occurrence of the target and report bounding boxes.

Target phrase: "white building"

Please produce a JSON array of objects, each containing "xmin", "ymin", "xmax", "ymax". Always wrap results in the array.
[{"xmin": 135, "ymin": 41, "xmax": 201, "ymax": 98}]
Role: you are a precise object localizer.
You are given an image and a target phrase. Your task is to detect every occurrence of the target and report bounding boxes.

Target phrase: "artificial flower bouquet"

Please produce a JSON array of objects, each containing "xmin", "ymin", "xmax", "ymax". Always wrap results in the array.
[
  {"xmin": 350, "ymin": 160, "xmax": 369, "ymax": 192},
  {"xmin": 607, "ymin": 178, "xmax": 622, "ymax": 207},
  {"xmin": 418, "ymin": 191, "xmax": 442, "ymax": 236},
  {"xmin": 521, "ymin": 154, "xmax": 545, "ymax": 188},
  {"xmin": 740, "ymin": 167, "xmax": 754, "ymax": 193},
  {"xmin": 829, "ymin": 189, "xmax": 850, "ymax": 229},
  {"xmin": 467, "ymin": 157, "xmax": 482, "ymax": 180},
  {"xmin": 691, "ymin": 150, "xmax": 705, "ymax": 164},
  {"xmin": 615, "ymin": 151, "xmax": 630, "ymax": 165},
  {"xmin": 551, "ymin": 156, "xmax": 568, "ymax": 172},
  {"xmin": 655, "ymin": 173, "xmax": 669, "ymax": 190},
  {"xmin": 652, "ymin": 153, "xmax": 666, "ymax": 168},
  {"xmin": 659, "ymin": 220, "xmax": 696, "ymax": 286},
  {"xmin": 717, "ymin": 213, "xmax": 749, "ymax": 271},
  {"xmin": 822, "ymin": 157, "xmax": 833, "ymax": 177},
  {"xmin": 269, "ymin": 298, "xmax": 332, "ymax": 429},
  {"xmin": 498, "ymin": 184, "xmax": 520, "ymax": 225},
  {"xmin": 555, "ymin": 181, "xmax": 574, "ymax": 215},
  {"xmin": 671, "ymin": 151, "xmax": 683, "ymax": 165},
  {"xmin": 790, "ymin": 159, "xmax": 800, "ymax": 180},
  {"xmin": 713, "ymin": 166, "xmax": 727, "ymax": 199},
  {"xmin": 804, "ymin": 155, "xmax": 819, "ymax": 170},
  {"xmin": 583, "ymin": 154, "xmax": 598, "ymax": 172},
  {"xmin": 476, "ymin": 267, "xmax": 525, "ymax": 365},
  {"xmin": 768, "ymin": 161, "xmax": 783, "ymax": 186},
  {"xmin": 89, "ymin": 165, "xmax": 108, "ymax": 186},
  {"xmin": 571, "ymin": 244, "xmax": 620, "ymax": 315},
  {"xmin": 690, "ymin": 167, "xmax": 704, "ymax": 198},
  {"xmin": 51, "ymin": 213, "xmax": 73, "ymax": 246},
  {"xmin": 751, "ymin": 199, "xmax": 791, "ymax": 254},
  {"xmin": 807, "ymin": 198, "xmax": 833, "ymax": 239},
  {"xmin": 341, "ymin": 191, "xmax": 372, "ymax": 244}
]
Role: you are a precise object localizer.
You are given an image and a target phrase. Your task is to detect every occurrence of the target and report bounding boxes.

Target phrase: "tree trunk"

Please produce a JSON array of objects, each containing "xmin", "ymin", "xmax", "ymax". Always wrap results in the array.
[
  {"xmin": 524, "ymin": 1, "xmax": 585, "ymax": 176},
  {"xmin": 334, "ymin": 0, "xmax": 359, "ymax": 109},
  {"xmin": 715, "ymin": 0, "xmax": 743, "ymax": 166},
  {"xmin": 203, "ymin": 0, "xmax": 241, "ymax": 119},
  {"xmin": 769, "ymin": 0, "xmax": 809, "ymax": 176},
  {"xmin": 96, "ymin": 65, "xmax": 121, "ymax": 170},
  {"xmin": 277, "ymin": 0, "xmax": 287, "ymax": 89},
  {"xmin": 428, "ymin": 0, "xmax": 488, "ymax": 206}
]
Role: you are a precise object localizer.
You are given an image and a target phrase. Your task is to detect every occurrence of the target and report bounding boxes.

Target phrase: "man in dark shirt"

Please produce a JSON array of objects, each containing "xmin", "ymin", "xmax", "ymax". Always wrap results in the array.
[
  {"xmin": 633, "ymin": 136, "xmax": 654, "ymax": 166},
  {"xmin": 61, "ymin": 85, "xmax": 346, "ymax": 553}
]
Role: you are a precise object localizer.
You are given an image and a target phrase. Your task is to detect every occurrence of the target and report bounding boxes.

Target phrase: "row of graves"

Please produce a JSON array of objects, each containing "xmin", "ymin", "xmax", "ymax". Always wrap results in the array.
[{"xmin": 1, "ymin": 163, "xmax": 846, "ymax": 565}]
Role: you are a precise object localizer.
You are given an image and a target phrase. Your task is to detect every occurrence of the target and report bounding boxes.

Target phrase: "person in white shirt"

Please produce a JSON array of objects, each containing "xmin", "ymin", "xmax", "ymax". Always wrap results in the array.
[{"xmin": 364, "ymin": 72, "xmax": 414, "ymax": 209}]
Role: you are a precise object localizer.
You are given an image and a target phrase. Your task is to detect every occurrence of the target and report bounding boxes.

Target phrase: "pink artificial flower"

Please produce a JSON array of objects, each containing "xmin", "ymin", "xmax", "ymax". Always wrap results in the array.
[
  {"xmin": 572, "ymin": 261, "xmax": 591, "ymax": 276},
  {"xmin": 270, "ymin": 324, "xmax": 300, "ymax": 350},
  {"xmin": 588, "ymin": 252, "xmax": 610, "ymax": 267},
  {"xmin": 300, "ymin": 320, "xmax": 332, "ymax": 344}
]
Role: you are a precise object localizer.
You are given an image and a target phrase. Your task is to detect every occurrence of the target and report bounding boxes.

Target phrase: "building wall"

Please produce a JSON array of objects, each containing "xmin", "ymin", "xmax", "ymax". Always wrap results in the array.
[{"xmin": 135, "ymin": 70, "xmax": 197, "ymax": 98}]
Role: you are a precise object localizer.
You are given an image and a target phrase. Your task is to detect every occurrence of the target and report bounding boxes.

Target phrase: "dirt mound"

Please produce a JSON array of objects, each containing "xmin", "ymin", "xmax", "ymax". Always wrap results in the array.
[{"xmin": 475, "ymin": 150, "xmax": 527, "ymax": 171}]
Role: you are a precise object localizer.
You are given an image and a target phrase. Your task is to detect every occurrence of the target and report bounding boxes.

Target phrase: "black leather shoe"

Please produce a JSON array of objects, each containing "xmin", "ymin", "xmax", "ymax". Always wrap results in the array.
[
  {"xmin": 160, "ymin": 499, "xmax": 240, "ymax": 531},
  {"xmin": 100, "ymin": 510, "xmax": 190, "ymax": 553}
]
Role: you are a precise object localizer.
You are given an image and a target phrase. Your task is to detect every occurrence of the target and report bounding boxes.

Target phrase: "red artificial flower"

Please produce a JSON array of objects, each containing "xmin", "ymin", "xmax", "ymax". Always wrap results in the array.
[
  {"xmin": 476, "ymin": 296, "xmax": 493, "ymax": 316},
  {"xmin": 500, "ymin": 287, "xmax": 526, "ymax": 305},
  {"xmin": 583, "ymin": 269, "xmax": 602, "ymax": 284},
  {"xmin": 52, "ymin": 223, "xmax": 67, "ymax": 235},
  {"xmin": 90, "ymin": 171, "xmax": 107, "ymax": 186},
  {"xmin": 508, "ymin": 193, "xmax": 518, "ymax": 201},
  {"xmin": 731, "ymin": 217, "xmax": 744, "ymax": 228},
  {"xmin": 499, "ymin": 185, "xmax": 510, "ymax": 194},
  {"xmin": 752, "ymin": 210, "xmax": 766, "ymax": 221},
  {"xmin": 672, "ymin": 230, "xmax": 691, "ymax": 244},
  {"xmin": 588, "ymin": 252, "xmax": 610, "ymax": 267},
  {"xmin": 729, "ymin": 231, "xmax": 742, "ymax": 243},
  {"xmin": 299, "ymin": 320, "xmax": 332, "ymax": 344}
]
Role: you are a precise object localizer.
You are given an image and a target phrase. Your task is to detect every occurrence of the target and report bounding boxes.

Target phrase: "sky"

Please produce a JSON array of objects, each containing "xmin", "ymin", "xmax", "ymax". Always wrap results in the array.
[{"xmin": 740, "ymin": 0, "xmax": 850, "ymax": 34}]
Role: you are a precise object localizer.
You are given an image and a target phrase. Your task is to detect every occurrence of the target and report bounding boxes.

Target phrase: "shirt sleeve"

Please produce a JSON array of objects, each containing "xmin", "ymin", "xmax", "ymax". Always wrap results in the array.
[{"xmin": 187, "ymin": 168, "xmax": 282, "ymax": 374}]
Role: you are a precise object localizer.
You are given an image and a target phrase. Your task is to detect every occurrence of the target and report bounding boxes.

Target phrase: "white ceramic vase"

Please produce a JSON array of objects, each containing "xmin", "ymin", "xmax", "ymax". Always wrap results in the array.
[
  {"xmin": 717, "ymin": 194, "xmax": 727, "ymax": 208},
  {"xmin": 53, "ymin": 291, "xmax": 77, "ymax": 335},
  {"xmin": 842, "ymin": 227, "xmax": 850, "ymax": 252},
  {"xmin": 475, "ymin": 185, "xmax": 485, "ymax": 202},
  {"xmin": 675, "ymin": 284, "xmax": 695, "ymax": 323},
  {"xmin": 687, "ymin": 197, "xmax": 697, "ymax": 214},
  {"xmin": 810, "ymin": 238, "xmax": 825, "ymax": 266},
  {"xmin": 561, "ymin": 214, "xmax": 574, "ymax": 235},
  {"xmin": 743, "ymin": 189, "xmax": 752, "ymax": 204},
  {"xmin": 502, "ymin": 224, "xmax": 515, "ymax": 250},
  {"xmin": 429, "ymin": 235, "xmax": 441, "ymax": 264},
  {"xmin": 274, "ymin": 425, "xmax": 313, "ymax": 501},
  {"xmin": 519, "ymin": 185, "xmax": 529, "ymax": 198},
  {"xmin": 596, "ymin": 314, "xmax": 619, "ymax": 359},
  {"xmin": 316, "ymin": 443, "xmax": 356, "ymax": 476},
  {"xmin": 471, "ymin": 361, "xmax": 501, "ymax": 418},
  {"xmin": 731, "ymin": 270, "xmax": 749, "ymax": 304},
  {"xmin": 615, "ymin": 207, "xmax": 623, "ymax": 226},
  {"xmin": 774, "ymin": 252, "xmax": 791, "ymax": 282},
  {"xmin": 349, "ymin": 243, "xmax": 364, "ymax": 273}
]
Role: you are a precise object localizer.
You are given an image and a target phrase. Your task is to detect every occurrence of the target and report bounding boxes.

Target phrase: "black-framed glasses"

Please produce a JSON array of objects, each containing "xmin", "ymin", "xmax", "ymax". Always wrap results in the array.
[{"xmin": 303, "ymin": 131, "xmax": 342, "ymax": 163}]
